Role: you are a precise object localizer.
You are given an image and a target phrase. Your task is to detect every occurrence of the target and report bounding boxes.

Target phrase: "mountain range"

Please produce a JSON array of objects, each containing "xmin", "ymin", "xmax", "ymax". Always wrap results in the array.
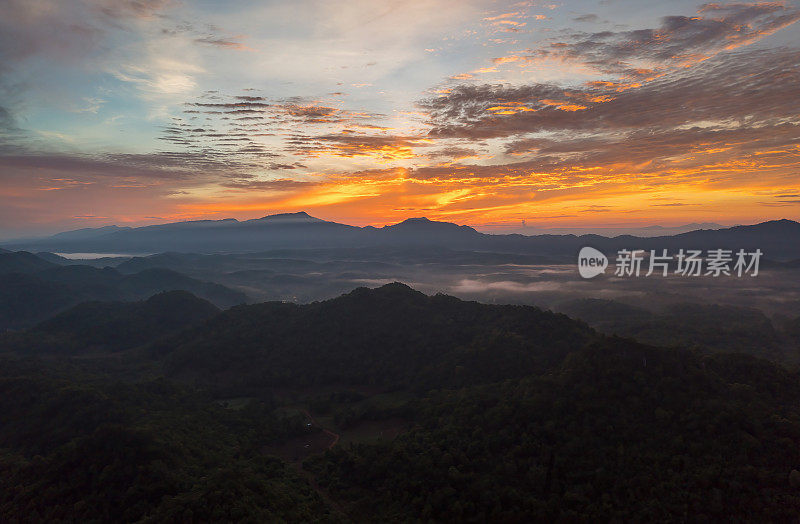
[{"xmin": 3, "ymin": 213, "xmax": 800, "ymax": 260}]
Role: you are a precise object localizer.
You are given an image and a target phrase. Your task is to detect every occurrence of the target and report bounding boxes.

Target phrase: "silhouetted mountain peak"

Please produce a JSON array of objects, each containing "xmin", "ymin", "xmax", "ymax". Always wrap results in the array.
[
  {"xmin": 342, "ymin": 282, "xmax": 426, "ymax": 302},
  {"xmin": 730, "ymin": 218, "xmax": 800, "ymax": 232},
  {"xmin": 675, "ymin": 218, "xmax": 800, "ymax": 240},
  {"xmin": 370, "ymin": 281, "xmax": 421, "ymax": 295},
  {"xmin": 144, "ymin": 289, "xmax": 219, "ymax": 313},
  {"xmin": 348, "ymin": 282, "xmax": 425, "ymax": 294},
  {"xmin": 755, "ymin": 218, "xmax": 800, "ymax": 229},
  {"xmin": 392, "ymin": 217, "xmax": 441, "ymax": 227},
  {"xmin": 247, "ymin": 211, "xmax": 324, "ymax": 224},
  {"xmin": 384, "ymin": 217, "xmax": 480, "ymax": 235}
]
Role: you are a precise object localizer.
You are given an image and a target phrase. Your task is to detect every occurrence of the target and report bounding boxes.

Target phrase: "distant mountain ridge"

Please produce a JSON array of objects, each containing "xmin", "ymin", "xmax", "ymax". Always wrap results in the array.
[
  {"xmin": 3, "ymin": 213, "xmax": 799, "ymax": 260},
  {"xmin": 497, "ymin": 222, "xmax": 727, "ymax": 237},
  {"xmin": 49, "ymin": 225, "xmax": 132, "ymax": 240}
]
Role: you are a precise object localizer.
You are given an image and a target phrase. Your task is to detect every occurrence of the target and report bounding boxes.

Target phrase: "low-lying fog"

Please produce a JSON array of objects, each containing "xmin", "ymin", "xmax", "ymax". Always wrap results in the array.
[{"xmin": 74, "ymin": 247, "xmax": 799, "ymax": 318}]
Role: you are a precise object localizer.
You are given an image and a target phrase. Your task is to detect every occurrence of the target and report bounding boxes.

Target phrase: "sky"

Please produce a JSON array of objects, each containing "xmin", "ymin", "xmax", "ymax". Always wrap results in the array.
[{"xmin": 0, "ymin": 0, "xmax": 799, "ymax": 238}]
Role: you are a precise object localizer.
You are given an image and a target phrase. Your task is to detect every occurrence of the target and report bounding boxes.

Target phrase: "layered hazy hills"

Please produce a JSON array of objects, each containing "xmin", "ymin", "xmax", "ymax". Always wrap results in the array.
[
  {"xmin": 0, "ymin": 251, "xmax": 246, "ymax": 330},
  {"xmin": 5, "ymin": 213, "xmax": 799, "ymax": 260},
  {"xmin": 0, "ymin": 250, "xmax": 59, "ymax": 274},
  {"xmin": 2, "ymin": 291, "xmax": 220, "ymax": 354}
]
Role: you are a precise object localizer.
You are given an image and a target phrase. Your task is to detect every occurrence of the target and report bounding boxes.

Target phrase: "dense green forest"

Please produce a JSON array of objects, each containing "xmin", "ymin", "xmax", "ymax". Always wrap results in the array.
[
  {"xmin": 1, "ymin": 283, "xmax": 800, "ymax": 521},
  {"xmin": 308, "ymin": 343, "xmax": 800, "ymax": 521},
  {"xmin": 0, "ymin": 360, "xmax": 334, "ymax": 521}
]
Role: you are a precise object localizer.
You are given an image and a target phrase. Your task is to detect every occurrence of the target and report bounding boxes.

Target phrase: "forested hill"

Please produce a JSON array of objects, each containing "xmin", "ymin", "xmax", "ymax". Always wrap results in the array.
[
  {"xmin": 0, "ymin": 251, "xmax": 247, "ymax": 329},
  {"xmin": 160, "ymin": 282, "xmax": 597, "ymax": 392},
  {"xmin": 2, "ymin": 290, "xmax": 220, "ymax": 355}
]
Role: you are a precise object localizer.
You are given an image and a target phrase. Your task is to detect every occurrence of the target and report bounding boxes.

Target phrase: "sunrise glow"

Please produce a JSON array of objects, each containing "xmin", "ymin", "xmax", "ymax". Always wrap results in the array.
[{"xmin": 1, "ymin": 0, "xmax": 798, "ymax": 237}]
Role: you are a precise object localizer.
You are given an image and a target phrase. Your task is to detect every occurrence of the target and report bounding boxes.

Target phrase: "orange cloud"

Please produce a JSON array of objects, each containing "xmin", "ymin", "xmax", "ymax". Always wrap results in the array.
[{"xmin": 539, "ymin": 99, "xmax": 587, "ymax": 111}]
